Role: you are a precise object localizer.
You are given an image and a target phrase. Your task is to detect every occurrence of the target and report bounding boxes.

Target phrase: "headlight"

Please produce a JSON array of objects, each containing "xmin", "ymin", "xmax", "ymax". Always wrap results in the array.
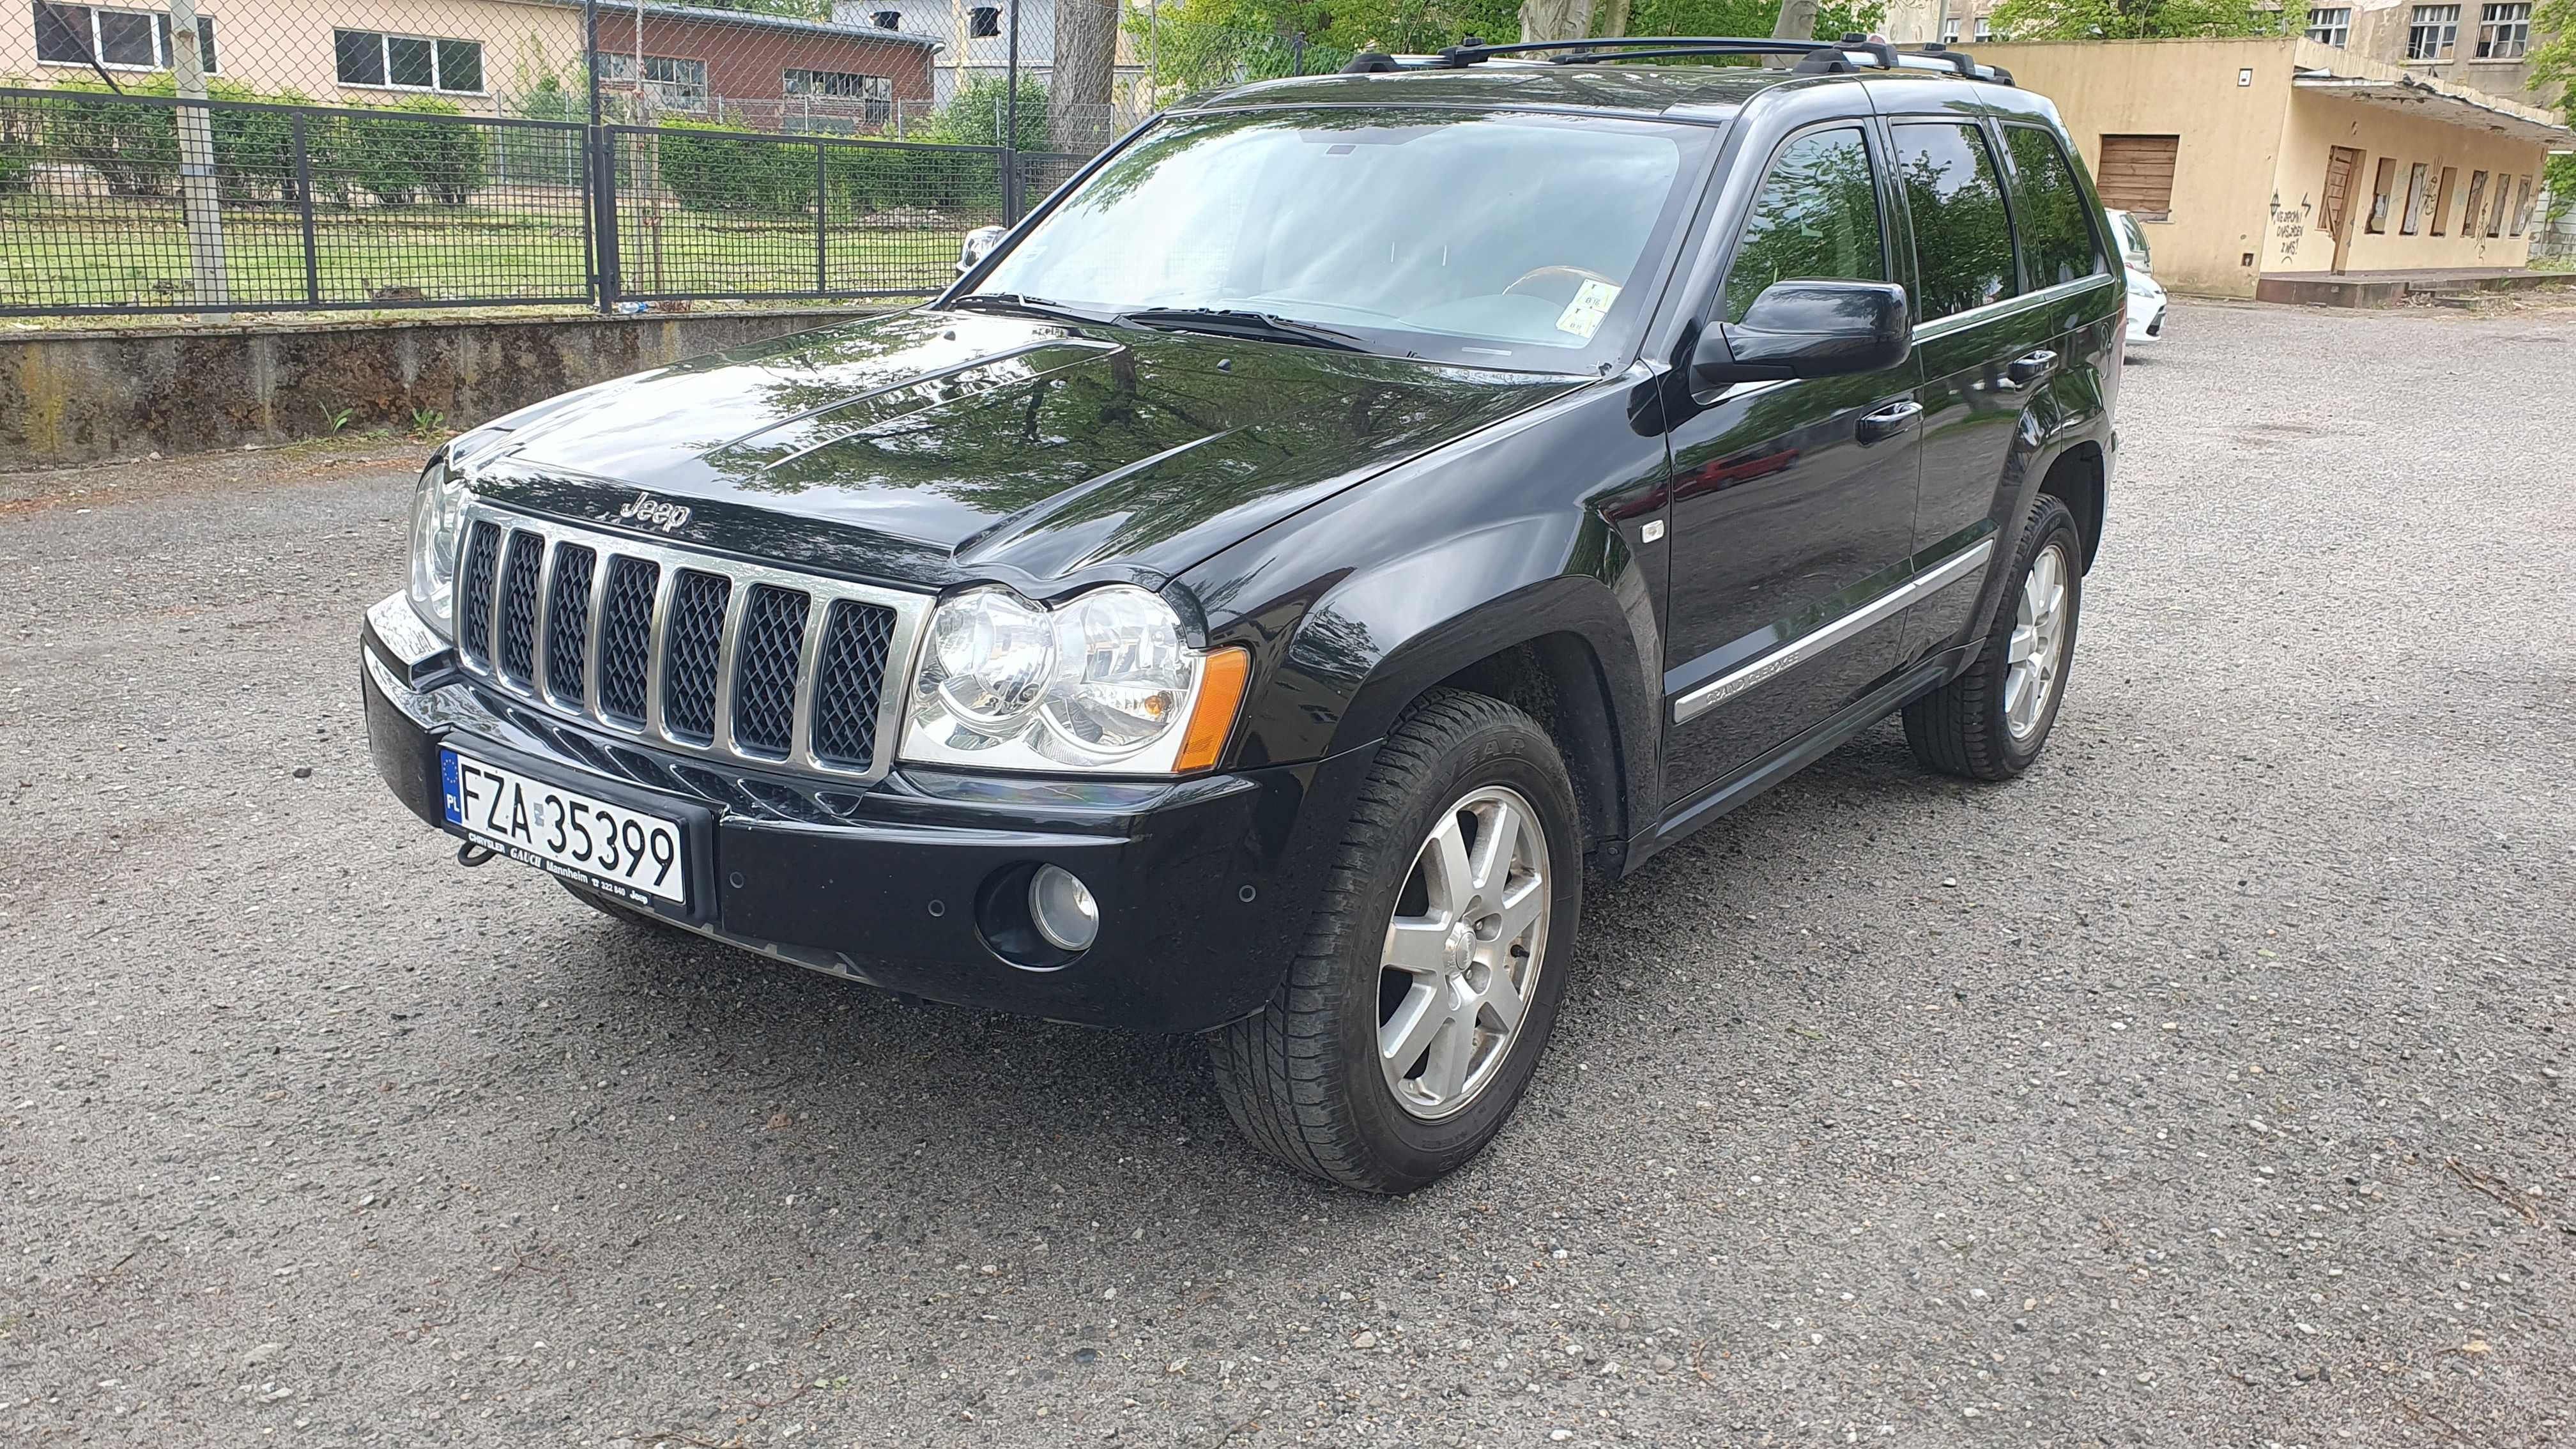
[
  {"xmin": 901, "ymin": 585, "xmax": 1250, "ymax": 775},
  {"xmin": 406, "ymin": 454, "xmax": 468, "ymax": 640}
]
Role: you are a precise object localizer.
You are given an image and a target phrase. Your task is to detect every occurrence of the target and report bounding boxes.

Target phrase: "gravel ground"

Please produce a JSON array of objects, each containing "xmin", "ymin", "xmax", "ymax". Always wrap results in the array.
[{"xmin": 3, "ymin": 298, "xmax": 2572, "ymax": 1449}]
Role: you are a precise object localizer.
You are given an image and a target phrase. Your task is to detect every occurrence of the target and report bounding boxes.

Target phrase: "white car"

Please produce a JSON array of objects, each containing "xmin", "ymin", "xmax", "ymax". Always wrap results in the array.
[{"xmin": 2108, "ymin": 208, "xmax": 2167, "ymax": 348}]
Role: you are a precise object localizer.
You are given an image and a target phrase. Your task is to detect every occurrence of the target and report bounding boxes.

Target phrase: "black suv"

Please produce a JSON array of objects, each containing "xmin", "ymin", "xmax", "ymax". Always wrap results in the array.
[{"xmin": 363, "ymin": 38, "xmax": 2120, "ymax": 1192}]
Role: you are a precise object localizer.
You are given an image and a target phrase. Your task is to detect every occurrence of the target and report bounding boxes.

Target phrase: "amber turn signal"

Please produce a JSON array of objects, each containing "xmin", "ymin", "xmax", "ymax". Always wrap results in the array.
[{"xmin": 1174, "ymin": 647, "xmax": 1252, "ymax": 774}]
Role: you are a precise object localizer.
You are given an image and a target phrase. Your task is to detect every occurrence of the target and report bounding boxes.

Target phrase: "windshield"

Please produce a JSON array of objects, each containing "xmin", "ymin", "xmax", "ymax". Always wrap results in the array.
[{"xmin": 968, "ymin": 107, "xmax": 1716, "ymax": 372}]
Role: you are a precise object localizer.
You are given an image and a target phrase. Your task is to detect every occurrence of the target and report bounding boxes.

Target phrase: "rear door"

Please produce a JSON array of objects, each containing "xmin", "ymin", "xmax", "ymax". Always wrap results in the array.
[
  {"xmin": 1900, "ymin": 115, "xmax": 2121, "ymax": 654},
  {"xmin": 1884, "ymin": 116, "xmax": 2050, "ymax": 652},
  {"xmin": 1659, "ymin": 121, "xmax": 1923, "ymax": 806}
]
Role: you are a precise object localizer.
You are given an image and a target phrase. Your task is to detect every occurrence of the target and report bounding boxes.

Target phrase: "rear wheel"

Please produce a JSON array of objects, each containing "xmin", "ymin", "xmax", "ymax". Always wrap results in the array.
[
  {"xmin": 1903, "ymin": 495, "xmax": 2083, "ymax": 780},
  {"xmin": 1209, "ymin": 691, "xmax": 1580, "ymax": 1193}
]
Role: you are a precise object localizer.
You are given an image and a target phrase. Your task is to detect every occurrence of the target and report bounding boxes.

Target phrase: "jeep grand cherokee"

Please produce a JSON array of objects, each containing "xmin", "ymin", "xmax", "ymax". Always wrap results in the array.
[{"xmin": 363, "ymin": 36, "xmax": 2120, "ymax": 1192}]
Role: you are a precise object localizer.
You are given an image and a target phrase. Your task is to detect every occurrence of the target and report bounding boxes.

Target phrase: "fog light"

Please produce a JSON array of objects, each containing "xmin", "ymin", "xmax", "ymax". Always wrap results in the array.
[{"xmin": 1028, "ymin": 864, "xmax": 1098, "ymax": 953}]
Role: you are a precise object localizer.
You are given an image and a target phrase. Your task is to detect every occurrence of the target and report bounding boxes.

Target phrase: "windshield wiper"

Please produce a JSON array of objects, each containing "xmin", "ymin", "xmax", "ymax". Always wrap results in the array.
[
  {"xmin": 1114, "ymin": 307, "xmax": 1367, "ymax": 353},
  {"xmin": 946, "ymin": 292, "xmax": 1103, "ymax": 325}
]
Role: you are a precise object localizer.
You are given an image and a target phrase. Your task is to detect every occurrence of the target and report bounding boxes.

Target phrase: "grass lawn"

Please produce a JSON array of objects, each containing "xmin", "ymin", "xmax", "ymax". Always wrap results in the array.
[{"xmin": 0, "ymin": 200, "xmax": 965, "ymax": 312}]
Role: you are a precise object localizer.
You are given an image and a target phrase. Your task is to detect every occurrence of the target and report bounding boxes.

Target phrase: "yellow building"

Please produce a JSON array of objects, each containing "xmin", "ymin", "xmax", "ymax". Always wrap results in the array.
[{"xmin": 1983, "ymin": 36, "xmax": 2567, "ymax": 298}]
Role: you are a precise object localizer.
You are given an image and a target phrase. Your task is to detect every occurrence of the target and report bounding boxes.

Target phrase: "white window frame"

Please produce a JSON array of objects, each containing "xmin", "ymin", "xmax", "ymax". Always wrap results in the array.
[
  {"xmin": 1940, "ymin": 11, "xmax": 1961, "ymax": 42},
  {"xmin": 2406, "ymin": 3, "xmax": 2458, "ymax": 59},
  {"xmin": 1972, "ymin": 15, "xmax": 1993, "ymax": 40},
  {"xmin": 2305, "ymin": 6, "xmax": 2350, "ymax": 45},
  {"xmin": 34, "ymin": 3, "xmax": 217, "ymax": 73},
  {"xmin": 335, "ymin": 27, "xmax": 486, "ymax": 96},
  {"xmin": 2474, "ymin": 2, "xmax": 2527, "ymax": 57}
]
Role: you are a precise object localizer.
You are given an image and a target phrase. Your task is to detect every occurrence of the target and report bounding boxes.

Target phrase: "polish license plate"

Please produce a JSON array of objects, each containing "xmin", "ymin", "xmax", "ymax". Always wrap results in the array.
[{"xmin": 441, "ymin": 748, "xmax": 687, "ymax": 906}]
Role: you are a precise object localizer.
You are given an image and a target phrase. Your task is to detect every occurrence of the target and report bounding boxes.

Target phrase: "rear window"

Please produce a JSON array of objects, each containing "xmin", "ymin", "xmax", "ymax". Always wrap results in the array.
[
  {"xmin": 1890, "ymin": 122, "xmax": 2016, "ymax": 321},
  {"xmin": 2000, "ymin": 125, "xmax": 2106, "ymax": 288}
]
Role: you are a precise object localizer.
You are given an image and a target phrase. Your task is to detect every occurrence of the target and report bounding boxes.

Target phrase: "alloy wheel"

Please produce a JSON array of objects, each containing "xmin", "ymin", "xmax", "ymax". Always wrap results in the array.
[
  {"xmin": 2004, "ymin": 540, "xmax": 2071, "ymax": 740},
  {"xmin": 1376, "ymin": 785, "xmax": 1551, "ymax": 1121}
]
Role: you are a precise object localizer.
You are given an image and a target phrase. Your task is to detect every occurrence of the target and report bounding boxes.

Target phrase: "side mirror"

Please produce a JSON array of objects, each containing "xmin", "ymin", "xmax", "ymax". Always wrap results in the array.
[
  {"xmin": 955, "ymin": 225, "xmax": 1006, "ymax": 277},
  {"xmin": 1692, "ymin": 280, "xmax": 1912, "ymax": 391}
]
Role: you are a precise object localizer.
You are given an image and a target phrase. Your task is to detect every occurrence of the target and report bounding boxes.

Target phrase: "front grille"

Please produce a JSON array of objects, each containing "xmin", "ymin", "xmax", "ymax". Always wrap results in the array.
[
  {"xmin": 496, "ymin": 532, "xmax": 544, "ymax": 684},
  {"xmin": 456, "ymin": 522, "xmax": 503, "ymax": 668},
  {"xmin": 448, "ymin": 504, "xmax": 924, "ymax": 783},
  {"xmin": 597, "ymin": 556, "xmax": 659, "ymax": 727},
  {"xmin": 542, "ymin": 544, "xmax": 595, "ymax": 703},
  {"xmin": 810, "ymin": 599, "xmax": 896, "ymax": 769},
  {"xmin": 661, "ymin": 571, "xmax": 732, "ymax": 744},
  {"xmin": 733, "ymin": 585, "xmax": 810, "ymax": 758}
]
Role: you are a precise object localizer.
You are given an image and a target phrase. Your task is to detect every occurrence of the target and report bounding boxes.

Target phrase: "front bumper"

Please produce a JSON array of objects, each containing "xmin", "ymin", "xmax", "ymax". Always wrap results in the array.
[{"xmin": 362, "ymin": 595, "xmax": 1366, "ymax": 1033}]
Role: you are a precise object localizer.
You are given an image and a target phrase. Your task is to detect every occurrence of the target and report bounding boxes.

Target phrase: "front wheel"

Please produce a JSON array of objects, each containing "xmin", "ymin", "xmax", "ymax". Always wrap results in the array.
[{"xmin": 1208, "ymin": 691, "xmax": 1581, "ymax": 1193}]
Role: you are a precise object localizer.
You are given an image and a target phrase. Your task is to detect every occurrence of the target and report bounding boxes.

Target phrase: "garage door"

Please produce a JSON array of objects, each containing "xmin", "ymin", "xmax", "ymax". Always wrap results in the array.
[{"xmin": 2097, "ymin": 135, "xmax": 2179, "ymax": 221}]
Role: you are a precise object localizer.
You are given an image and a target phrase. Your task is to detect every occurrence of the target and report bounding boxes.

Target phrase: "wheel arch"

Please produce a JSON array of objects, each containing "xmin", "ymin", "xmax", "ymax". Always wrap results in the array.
[
  {"xmin": 1320, "ymin": 571, "xmax": 1659, "ymax": 877},
  {"xmin": 2037, "ymin": 438, "xmax": 2107, "ymax": 572}
]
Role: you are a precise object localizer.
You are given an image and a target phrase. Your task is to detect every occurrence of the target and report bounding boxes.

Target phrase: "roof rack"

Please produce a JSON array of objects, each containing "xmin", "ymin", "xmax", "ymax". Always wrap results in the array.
[{"xmin": 1338, "ymin": 33, "xmax": 2014, "ymax": 86}]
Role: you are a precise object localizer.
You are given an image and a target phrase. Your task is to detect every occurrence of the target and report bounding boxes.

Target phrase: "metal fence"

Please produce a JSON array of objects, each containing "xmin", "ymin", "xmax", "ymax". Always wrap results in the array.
[{"xmin": 0, "ymin": 0, "xmax": 1351, "ymax": 318}]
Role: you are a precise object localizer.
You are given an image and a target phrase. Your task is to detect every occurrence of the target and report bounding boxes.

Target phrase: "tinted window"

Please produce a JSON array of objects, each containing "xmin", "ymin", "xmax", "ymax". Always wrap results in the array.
[
  {"xmin": 1892, "ymin": 123, "xmax": 2016, "ymax": 321},
  {"xmin": 1722, "ymin": 128, "xmax": 1886, "ymax": 323},
  {"xmin": 981, "ymin": 109, "xmax": 1715, "ymax": 371},
  {"xmin": 335, "ymin": 29, "xmax": 385, "ymax": 86},
  {"xmin": 2002, "ymin": 126, "xmax": 2103, "ymax": 288}
]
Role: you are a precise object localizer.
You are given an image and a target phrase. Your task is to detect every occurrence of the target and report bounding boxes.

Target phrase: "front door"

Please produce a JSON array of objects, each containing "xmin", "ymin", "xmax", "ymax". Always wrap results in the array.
[
  {"xmin": 1660, "ymin": 123, "xmax": 1923, "ymax": 809},
  {"xmin": 2322, "ymin": 146, "xmax": 2363, "ymax": 272}
]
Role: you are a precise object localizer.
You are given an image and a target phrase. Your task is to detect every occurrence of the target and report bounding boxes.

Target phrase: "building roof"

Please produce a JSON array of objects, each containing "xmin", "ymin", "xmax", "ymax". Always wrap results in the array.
[
  {"xmin": 586, "ymin": 1, "xmax": 947, "ymax": 52},
  {"xmin": 2288, "ymin": 38, "xmax": 2569, "ymax": 146}
]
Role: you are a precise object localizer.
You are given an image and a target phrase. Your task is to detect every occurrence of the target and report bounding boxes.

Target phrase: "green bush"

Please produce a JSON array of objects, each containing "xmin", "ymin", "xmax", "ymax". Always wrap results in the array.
[
  {"xmin": 207, "ymin": 80, "xmax": 305, "ymax": 203},
  {"xmin": 0, "ymin": 137, "xmax": 31, "ymax": 194},
  {"xmin": 331, "ymin": 98, "xmax": 487, "ymax": 207},
  {"xmin": 926, "ymin": 74, "xmax": 1052, "ymax": 152},
  {"xmin": 659, "ymin": 119, "xmax": 816, "ymax": 217},
  {"xmin": 41, "ymin": 77, "xmax": 179, "ymax": 197}
]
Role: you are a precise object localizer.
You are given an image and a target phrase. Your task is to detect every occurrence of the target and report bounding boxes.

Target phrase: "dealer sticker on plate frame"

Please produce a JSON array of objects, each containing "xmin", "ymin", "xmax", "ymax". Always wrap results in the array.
[{"xmin": 441, "ymin": 748, "xmax": 688, "ymax": 906}]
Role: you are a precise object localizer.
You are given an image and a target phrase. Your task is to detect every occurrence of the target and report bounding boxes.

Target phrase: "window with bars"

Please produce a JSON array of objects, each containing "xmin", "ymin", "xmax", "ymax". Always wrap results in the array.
[
  {"xmin": 334, "ymin": 28, "xmax": 483, "ymax": 93},
  {"xmin": 2305, "ymin": 6, "xmax": 2350, "ymax": 44},
  {"xmin": 2407, "ymin": 4, "xmax": 2458, "ymax": 58},
  {"xmin": 33, "ymin": 3, "xmax": 215, "ymax": 72},
  {"xmin": 2476, "ymin": 2, "xmax": 2528, "ymax": 57},
  {"xmin": 602, "ymin": 52, "xmax": 708, "ymax": 109}
]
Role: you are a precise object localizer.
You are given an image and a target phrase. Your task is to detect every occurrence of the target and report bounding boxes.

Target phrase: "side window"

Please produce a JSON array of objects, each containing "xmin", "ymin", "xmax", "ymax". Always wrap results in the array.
[
  {"xmin": 1721, "ymin": 128, "xmax": 1887, "ymax": 324},
  {"xmin": 2001, "ymin": 125, "xmax": 2106, "ymax": 288},
  {"xmin": 1892, "ymin": 122, "xmax": 2017, "ymax": 321}
]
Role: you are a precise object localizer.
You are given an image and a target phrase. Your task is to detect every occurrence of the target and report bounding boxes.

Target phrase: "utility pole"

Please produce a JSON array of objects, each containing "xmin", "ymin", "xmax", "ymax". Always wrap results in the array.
[{"xmin": 167, "ymin": 0, "xmax": 229, "ymax": 320}]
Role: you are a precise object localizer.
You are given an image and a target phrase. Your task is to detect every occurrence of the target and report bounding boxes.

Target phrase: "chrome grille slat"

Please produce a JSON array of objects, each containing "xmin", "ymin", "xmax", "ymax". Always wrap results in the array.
[{"xmin": 451, "ymin": 502, "xmax": 930, "ymax": 786}]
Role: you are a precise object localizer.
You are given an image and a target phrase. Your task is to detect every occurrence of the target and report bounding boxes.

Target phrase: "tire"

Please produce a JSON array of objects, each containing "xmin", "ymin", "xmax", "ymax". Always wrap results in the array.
[
  {"xmin": 1209, "ymin": 690, "xmax": 1581, "ymax": 1194},
  {"xmin": 1903, "ymin": 494, "xmax": 2084, "ymax": 781}
]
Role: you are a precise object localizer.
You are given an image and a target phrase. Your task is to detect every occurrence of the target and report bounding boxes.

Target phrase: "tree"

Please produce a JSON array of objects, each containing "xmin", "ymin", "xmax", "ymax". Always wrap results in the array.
[
  {"xmin": 1988, "ymin": 0, "xmax": 2299, "ymax": 40},
  {"xmin": 2529, "ymin": 0, "xmax": 2575, "ymax": 220},
  {"xmin": 1520, "ymin": 0, "xmax": 1597, "ymax": 42},
  {"xmin": 1053, "ymin": 0, "xmax": 1124, "ymax": 152}
]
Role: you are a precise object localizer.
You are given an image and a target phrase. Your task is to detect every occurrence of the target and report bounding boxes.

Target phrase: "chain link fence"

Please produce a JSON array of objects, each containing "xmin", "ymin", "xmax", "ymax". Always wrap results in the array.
[{"xmin": 0, "ymin": 0, "xmax": 1346, "ymax": 317}]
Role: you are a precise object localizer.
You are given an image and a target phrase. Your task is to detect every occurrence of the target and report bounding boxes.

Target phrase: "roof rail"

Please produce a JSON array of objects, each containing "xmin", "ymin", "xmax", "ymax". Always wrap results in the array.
[{"xmin": 1336, "ymin": 33, "xmax": 2015, "ymax": 86}]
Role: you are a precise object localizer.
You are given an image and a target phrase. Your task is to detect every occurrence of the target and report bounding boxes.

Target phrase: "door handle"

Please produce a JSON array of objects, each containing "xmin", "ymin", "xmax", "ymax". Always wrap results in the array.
[
  {"xmin": 1857, "ymin": 399, "xmax": 1922, "ymax": 444},
  {"xmin": 2006, "ymin": 349, "xmax": 2058, "ymax": 386}
]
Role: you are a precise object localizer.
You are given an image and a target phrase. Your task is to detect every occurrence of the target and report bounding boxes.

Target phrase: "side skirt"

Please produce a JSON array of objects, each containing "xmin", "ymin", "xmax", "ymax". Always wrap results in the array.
[{"xmin": 1624, "ymin": 641, "xmax": 1973, "ymax": 873}]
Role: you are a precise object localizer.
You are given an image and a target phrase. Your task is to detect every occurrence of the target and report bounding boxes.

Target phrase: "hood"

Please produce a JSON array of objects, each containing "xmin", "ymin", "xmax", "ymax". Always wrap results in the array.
[{"xmin": 462, "ymin": 309, "xmax": 1584, "ymax": 599}]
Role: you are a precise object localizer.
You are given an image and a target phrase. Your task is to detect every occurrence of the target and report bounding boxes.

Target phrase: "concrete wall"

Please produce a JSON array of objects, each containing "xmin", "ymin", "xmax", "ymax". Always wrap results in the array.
[
  {"xmin": 0, "ymin": 306, "xmax": 888, "ymax": 468},
  {"xmin": 1984, "ymin": 38, "xmax": 2303, "ymax": 298},
  {"xmin": 2267, "ymin": 86, "xmax": 2548, "ymax": 274}
]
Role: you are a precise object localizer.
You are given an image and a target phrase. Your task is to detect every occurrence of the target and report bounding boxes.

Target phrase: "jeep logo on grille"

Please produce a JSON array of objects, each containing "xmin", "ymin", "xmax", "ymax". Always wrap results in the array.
[{"xmin": 618, "ymin": 491, "xmax": 692, "ymax": 533}]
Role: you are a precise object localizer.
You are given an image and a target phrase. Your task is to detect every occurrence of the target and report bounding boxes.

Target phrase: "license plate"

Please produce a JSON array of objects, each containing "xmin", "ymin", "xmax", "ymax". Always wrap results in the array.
[{"xmin": 441, "ymin": 749, "xmax": 687, "ymax": 906}]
